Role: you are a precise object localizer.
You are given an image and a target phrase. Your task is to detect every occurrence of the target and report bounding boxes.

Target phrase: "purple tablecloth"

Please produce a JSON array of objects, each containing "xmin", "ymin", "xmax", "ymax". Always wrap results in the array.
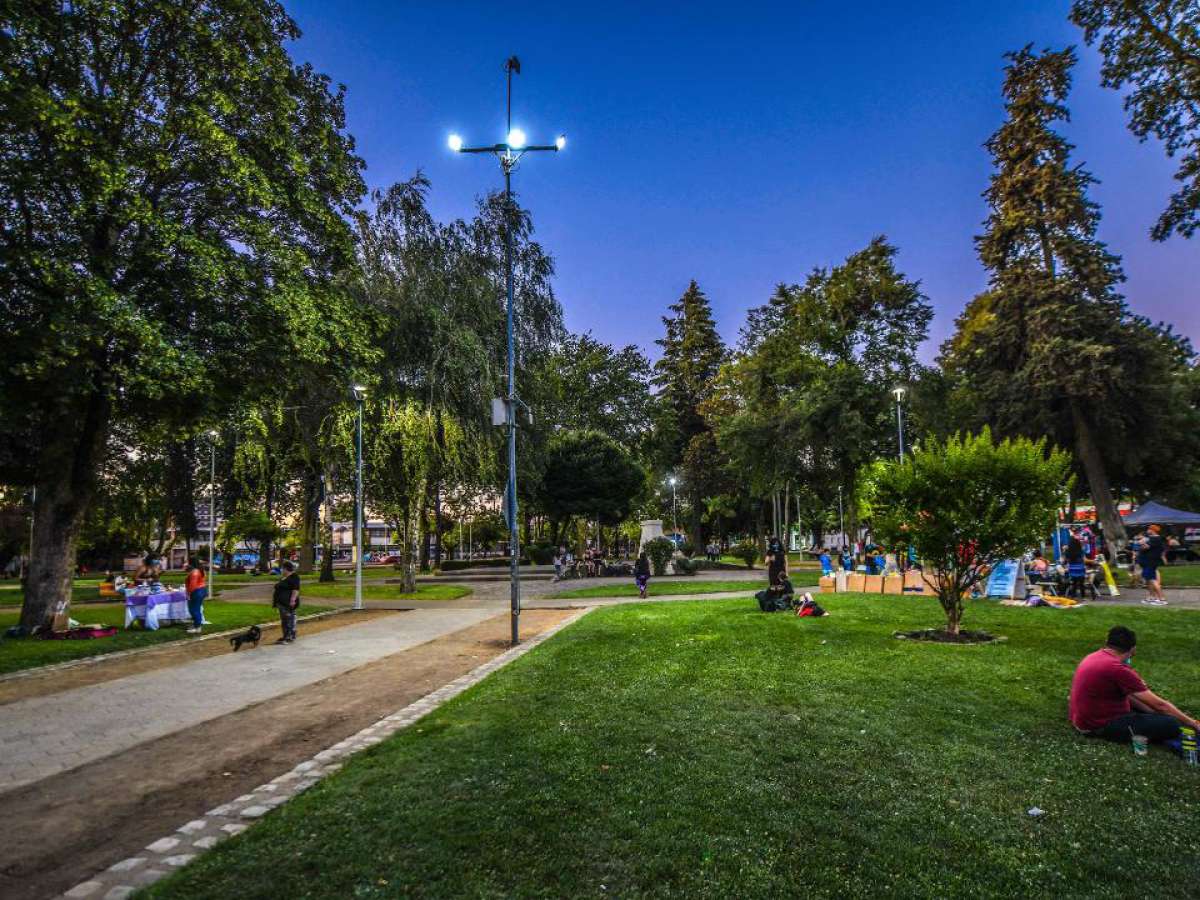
[{"xmin": 123, "ymin": 589, "xmax": 190, "ymax": 630}]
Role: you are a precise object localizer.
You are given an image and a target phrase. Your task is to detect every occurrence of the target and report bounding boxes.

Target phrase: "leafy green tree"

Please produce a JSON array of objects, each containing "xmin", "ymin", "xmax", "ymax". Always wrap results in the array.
[
  {"xmin": 0, "ymin": 1, "xmax": 365, "ymax": 628},
  {"xmin": 1072, "ymin": 0, "xmax": 1200, "ymax": 239},
  {"xmin": 529, "ymin": 334, "xmax": 654, "ymax": 451},
  {"xmin": 653, "ymin": 281, "xmax": 728, "ymax": 546},
  {"xmin": 940, "ymin": 46, "xmax": 1197, "ymax": 553},
  {"xmin": 535, "ymin": 430, "xmax": 646, "ymax": 546},
  {"xmin": 873, "ymin": 430, "xmax": 1072, "ymax": 635},
  {"xmin": 709, "ymin": 239, "xmax": 931, "ymax": 549}
]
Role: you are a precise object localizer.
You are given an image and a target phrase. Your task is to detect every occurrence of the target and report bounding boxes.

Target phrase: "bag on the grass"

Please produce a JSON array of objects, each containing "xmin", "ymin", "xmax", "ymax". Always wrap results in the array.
[{"xmin": 756, "ymin": 589, "xmax": 792, "ymax": 613}]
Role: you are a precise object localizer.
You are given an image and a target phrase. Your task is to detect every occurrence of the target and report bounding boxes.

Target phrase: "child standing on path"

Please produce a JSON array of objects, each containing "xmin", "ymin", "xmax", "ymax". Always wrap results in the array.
[
  {"xmin": 184, "ymin": 556, "xmax": 207, "ymax": 634},
  {"xmin": 273, "ymin": 560, "xmax": 301, "ymax": 644}
]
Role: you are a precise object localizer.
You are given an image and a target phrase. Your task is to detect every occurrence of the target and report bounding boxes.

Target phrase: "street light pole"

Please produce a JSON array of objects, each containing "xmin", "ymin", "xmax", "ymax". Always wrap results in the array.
[
  {"xmin": 893, "ymin": 386, "xmax": 907, "ymax": 462},
  {"xmin": 668, "ymin": 476, "xmax": 678, "ymax": 542},
  {"xmin": 449, "ymin": 56, "xmax": 565, "ymax": 645},
  {"xmin": 207, "ymin": 431, "xmax": 218, "ymax": 594},
  {"xmin": 352, "ymin": 385, "xmax": 366, "ymax": 611}
]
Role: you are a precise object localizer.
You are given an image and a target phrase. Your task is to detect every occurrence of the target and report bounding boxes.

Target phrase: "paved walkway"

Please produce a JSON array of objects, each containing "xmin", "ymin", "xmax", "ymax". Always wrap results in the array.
[{"xmin": 0, "ymin": 608, "xmax": 496, "ymax": 794}]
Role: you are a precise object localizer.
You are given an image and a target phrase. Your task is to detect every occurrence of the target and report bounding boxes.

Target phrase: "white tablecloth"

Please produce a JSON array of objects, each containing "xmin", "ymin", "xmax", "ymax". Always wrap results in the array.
[{"xmin": 123, "ymin": 590, "xmax": 191, "ymax": 630}]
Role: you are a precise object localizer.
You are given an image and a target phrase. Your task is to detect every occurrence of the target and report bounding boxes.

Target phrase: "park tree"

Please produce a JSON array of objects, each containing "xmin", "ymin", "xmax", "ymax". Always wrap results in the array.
[
  {"xmin": 1071, "ymin": 0, "xmax": 1200, "ymax": 240},
  {"xmin": 653, "ymin": 281, "xmax": 728, "ymax": 546},
  {"xmin": 535, "ymin": 429, "xmax": 646, "ymax": 547},
  {"xmin": 530, "ymin": 334, "xmax": 655, "ymax": 451},
  {"xmin": 941, "ymin": 46, "xmax": 1197, "ymax": 553},
  {"xmin": 0, "ymin": 1, "xmax": 365, "ymax": 629},
  {"xmin": 709, "ymin": 239, "xmax": 931, "ymax": 550},
  {"xmin": 873, "ymin": 429, "xmax": 1072, "ymax": 636}
]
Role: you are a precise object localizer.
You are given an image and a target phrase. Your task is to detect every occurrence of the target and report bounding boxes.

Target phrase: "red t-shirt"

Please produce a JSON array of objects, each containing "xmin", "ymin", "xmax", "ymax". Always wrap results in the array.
[
  {"xmin": 185, "ymin": 567, "xmax": 206, "ymax": 593},
  {"xmin": 1069, "ymin": 649, "xmax": 1148, "ymax": 731}
]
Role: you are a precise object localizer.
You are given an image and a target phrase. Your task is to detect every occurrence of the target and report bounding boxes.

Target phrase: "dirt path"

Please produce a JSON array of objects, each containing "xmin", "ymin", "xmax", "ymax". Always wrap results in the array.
[{"xmin": 0, "ymin": 608, "xmax": 575, "ymax": 900}]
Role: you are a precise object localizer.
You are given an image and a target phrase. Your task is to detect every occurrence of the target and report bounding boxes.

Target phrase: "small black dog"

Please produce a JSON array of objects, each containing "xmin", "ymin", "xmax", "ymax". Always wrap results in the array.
[{"xmin": 230, "ymin": 624, "xmax": 262, "ymax": 652}]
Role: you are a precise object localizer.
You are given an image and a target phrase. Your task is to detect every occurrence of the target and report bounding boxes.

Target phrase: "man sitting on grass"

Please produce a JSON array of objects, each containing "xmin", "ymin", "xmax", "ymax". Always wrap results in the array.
[{"xmin": 1069, "ymin": 626, "xmax": 1198, "ymax": 748}]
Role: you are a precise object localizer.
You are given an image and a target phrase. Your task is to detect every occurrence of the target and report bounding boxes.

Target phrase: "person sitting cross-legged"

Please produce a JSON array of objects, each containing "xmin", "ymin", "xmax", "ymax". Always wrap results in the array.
[{"xmin": 1069, "ymin": 625, "xmax": 1197, "ymax": 748}]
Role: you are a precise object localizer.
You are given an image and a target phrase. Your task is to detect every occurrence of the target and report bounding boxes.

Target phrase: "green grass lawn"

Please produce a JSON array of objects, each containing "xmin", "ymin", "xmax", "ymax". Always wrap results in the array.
[
  {"xmin": 300, "ymin": 582, "xmax": 471, "ymax": 602},
  {"xmin": 147, "ymin": 593, "xmax": 1200, "ymax": 898},
  {"xmin": 1161, "ymin": 563, "xmax": 1200, "ymax": 586},
  {"xmin": 0, "ymin": 601, "xmax": 332, "ymax": 675},
  {"xmin": 555, "ymin": 576, "xmax": 818, "ymax": 600}
]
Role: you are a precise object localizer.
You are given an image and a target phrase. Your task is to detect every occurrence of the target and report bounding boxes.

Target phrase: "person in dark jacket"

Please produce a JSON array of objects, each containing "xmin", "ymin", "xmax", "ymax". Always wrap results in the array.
[
  {"xmin": 765, "ymin": 536, "xmax": 787, "ymax": 587},
  {"xmin": 272, "ymin": 560, "xmax": 301, "ymax": 644},
  {"xmin": 634, "ymin": 551, "xmax": 651, "ymax": 598}
]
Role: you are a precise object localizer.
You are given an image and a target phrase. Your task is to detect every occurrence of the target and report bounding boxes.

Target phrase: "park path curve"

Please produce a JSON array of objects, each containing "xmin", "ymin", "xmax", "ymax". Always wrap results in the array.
[{"xmin": 0, "ymin": 608, "xmax": 495, "ymax": 794}]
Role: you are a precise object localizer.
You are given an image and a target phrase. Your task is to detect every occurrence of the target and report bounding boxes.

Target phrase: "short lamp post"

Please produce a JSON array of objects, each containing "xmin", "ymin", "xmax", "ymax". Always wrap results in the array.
[
  {"xmin": 448, "ymin": 55, "xmax": 566, "ymax": 645},
  {"xmin": 352, "ymin": 385, "xmax": 367, "ymax": 611},
  {"xmin": 892, "ymin": 386, "xmax": 907, "ymax": 462}
]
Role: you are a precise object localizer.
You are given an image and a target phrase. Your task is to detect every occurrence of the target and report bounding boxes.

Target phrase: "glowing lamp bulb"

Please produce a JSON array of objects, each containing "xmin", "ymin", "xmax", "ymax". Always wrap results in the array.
[
  {"xmin": 555, "ymin": 134, "xmax": 566, "ymax": 150},
  {"xmin": 506, "ymin": 128, "xmax": 527, "ymax": 149},
  {"xmin": 447, "ymin": 134, "xmax": 463, "ymax": 152}
]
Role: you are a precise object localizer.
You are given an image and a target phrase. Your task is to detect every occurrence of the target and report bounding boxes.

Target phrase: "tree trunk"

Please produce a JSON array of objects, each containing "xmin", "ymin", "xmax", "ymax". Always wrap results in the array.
[
  {"xmin": 1071, "ymin": 401, "xmax": 1127, "ymax": 556},
  {"xmin": 298, "ymin": 466, "xmax": 321, "ymax": 575},
  {"xmin": 402, "ymin": 500, "xmax": 420, "ymax": 594},
  {"xmin": 20, "ymin": 396, "xmax": 111, "ymax": 631}
]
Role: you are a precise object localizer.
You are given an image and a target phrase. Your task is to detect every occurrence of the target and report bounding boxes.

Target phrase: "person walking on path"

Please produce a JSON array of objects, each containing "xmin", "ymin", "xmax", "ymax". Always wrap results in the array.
[
  {"xmin": 1136, "ymin": 525, "xmax": 1168, "ymax": 606},
  {"xmin": 634, "ymin": 551, "xmax": 651, "ymax": 599},
  {"xmin": 184, "ymin": 556, "xmax": 208, "ymax": 635},
  {"xmin": 273, "ymin": 560, "xmax": 301, "ymax": 644},
  {"xmin": 765, "ymin": 536, "xmax": 788, "ymax": 587}
]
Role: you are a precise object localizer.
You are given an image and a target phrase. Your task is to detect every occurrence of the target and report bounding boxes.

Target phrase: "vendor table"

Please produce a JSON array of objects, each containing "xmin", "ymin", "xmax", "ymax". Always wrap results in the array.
[{"xmin": 123, "ymin": 589, "xmax": 191, "ymax": 630}]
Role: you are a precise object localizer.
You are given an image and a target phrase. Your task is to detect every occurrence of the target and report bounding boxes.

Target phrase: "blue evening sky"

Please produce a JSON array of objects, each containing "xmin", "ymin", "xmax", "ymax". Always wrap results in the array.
[{"xmin": 286, "ymin": 0, "xmax": 1198, "ymax": 360}]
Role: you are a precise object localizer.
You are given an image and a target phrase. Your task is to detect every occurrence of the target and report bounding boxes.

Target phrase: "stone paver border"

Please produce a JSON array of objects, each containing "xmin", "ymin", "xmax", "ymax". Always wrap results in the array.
[
  {"xmin": 61, "ymin": 607, "xmax": 592, "ymax": 899},
  {"xmin": 0, "ymin": 608, "xmax": 353, "ymax": 685}
]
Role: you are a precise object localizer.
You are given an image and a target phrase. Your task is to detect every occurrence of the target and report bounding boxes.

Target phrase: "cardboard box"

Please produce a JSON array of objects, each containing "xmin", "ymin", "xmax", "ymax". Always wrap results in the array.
[
  {"xmin": 883, "ymin": 574, "xmax": 904, "ymax": 595},
  {"xmin": 902, "ymin": 569, "xmax": 927, "ymax": 594},
  {"xmin": 835, "ymin": 572, "xmax": 848, "ymax": 593},
  {"xmin": 846, "ymin": 573, "xmax": 866, "ymax": 593},
  {"xmin": 818, "ymin": 575, "xmax": 836, "ymax": 594},
  {"xmin": 863, "ymin": 574, "xmax": 884, "ymax": 593}
]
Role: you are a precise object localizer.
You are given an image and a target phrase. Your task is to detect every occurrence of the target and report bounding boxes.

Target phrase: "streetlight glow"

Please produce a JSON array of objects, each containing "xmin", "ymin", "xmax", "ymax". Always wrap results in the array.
[
  {"xmin": 506, "ymin": 127, "xmax": 527, "ymax": 149},
  {"xmin": 555, "ymin": 134, "xmax": 566, "ymax": 150},
  {"xmin": 448, "ymin": 133, "xmax": 464, "ymax": 152}
]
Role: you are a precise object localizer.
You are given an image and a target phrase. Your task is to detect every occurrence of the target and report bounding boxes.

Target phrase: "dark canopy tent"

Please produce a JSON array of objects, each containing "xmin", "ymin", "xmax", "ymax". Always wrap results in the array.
[{"xmin": 1123, "ymin": 500, "xmax": 1200, "ymax": 526}]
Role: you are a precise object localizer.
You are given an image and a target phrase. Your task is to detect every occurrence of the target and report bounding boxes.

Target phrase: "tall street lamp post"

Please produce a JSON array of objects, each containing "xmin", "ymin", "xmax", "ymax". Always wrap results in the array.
[
  {"xmin": 352, "ymin": 385, "xmax": 366, "ymax": 611},
  {"xmin": 668, "ymin": 476, "xmax": 678, "ymax": 542},
  {"xmin": 207, "ymin": 430, "xmax": 218, "ymax": 593},
  {"xmin": 892, "ymin": 386, "xmax": 907, "ymax": 462},
  {"xmin": 448, "ymin": 55, "xmax": 565, "ymax": 645}
]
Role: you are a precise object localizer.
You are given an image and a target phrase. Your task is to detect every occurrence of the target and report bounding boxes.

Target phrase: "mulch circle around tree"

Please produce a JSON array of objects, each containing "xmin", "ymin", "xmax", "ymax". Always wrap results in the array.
[{"xmin": 893, "ymin": 629, "xmax": 1006, "ymax": 645}]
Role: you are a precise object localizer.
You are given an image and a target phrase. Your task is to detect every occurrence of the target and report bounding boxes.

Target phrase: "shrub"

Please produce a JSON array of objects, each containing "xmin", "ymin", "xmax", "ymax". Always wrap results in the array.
[
  {"xmin": 526, "ymin": 542, "xmax": 556, "ymax": 565},
  {"xmin": 730, "ymin": 540, "xmax": 758, "ymax": 569},
  {"xmin": 678, "ymin": 541, "xmax": 697, "ymax": 558},
  {"xmin": 673, "ymin": 556, "xmax": 699, "ymax": 576},
  {"xmin": 643, "ymin": 537, "xmax": 676, "ymax": 577},
  {"xmin": 873, "ymin": 428, "xmax": 1071, "ymax": 635}
]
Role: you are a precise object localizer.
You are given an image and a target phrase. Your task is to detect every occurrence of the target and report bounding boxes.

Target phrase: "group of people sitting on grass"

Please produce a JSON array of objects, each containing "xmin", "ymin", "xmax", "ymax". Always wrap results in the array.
[{"xmin": 1070, "ymin": 625, "xmax": 1197, "ymax": 753}]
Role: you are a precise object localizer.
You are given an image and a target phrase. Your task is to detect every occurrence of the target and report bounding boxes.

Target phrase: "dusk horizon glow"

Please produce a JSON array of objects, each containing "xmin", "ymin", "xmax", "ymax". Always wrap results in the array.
[{"xmin": 286, "ymin": 0, "xmax": 1199, "ymax": 362}]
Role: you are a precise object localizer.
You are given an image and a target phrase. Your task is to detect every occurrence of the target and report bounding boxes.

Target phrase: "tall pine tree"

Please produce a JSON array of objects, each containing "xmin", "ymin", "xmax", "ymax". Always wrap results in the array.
[
  {"xmin": 653, "ymin": 281, "xmax": 727, "ymax": 545},
  {"xmin": 942, "ymin": 46, "xmax": 1195, "ymax": 551}
]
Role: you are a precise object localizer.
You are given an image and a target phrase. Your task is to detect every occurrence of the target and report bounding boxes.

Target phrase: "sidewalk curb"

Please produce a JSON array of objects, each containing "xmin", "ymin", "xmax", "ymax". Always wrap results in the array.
[
  {"xmin": 0, "ymin": 608, "xmax": 354, "ymax": 685},
  {"xmin": 62, "ymin": 606, "xmax": 593, "ymax": 900}
]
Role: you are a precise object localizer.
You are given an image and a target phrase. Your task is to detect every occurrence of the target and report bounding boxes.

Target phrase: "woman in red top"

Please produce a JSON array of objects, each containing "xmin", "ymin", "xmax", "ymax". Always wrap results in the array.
[{"xmin": 184, "ymin": 556, "xmax": 207, "ymax": 635}]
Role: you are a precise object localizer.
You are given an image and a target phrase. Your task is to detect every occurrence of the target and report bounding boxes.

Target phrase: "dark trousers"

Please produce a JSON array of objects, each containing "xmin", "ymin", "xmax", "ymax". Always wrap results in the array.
[
  {"xmin": 187, "ymin": 587, "xmax": 207, "ymax": 627},
  {"xmin": 277, "ymin": 604, "xmax": 297, "ymax": 640},
  {"xmin": 1091, "ymin": 713, "xmax": 1181, "ymax": 744}
]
